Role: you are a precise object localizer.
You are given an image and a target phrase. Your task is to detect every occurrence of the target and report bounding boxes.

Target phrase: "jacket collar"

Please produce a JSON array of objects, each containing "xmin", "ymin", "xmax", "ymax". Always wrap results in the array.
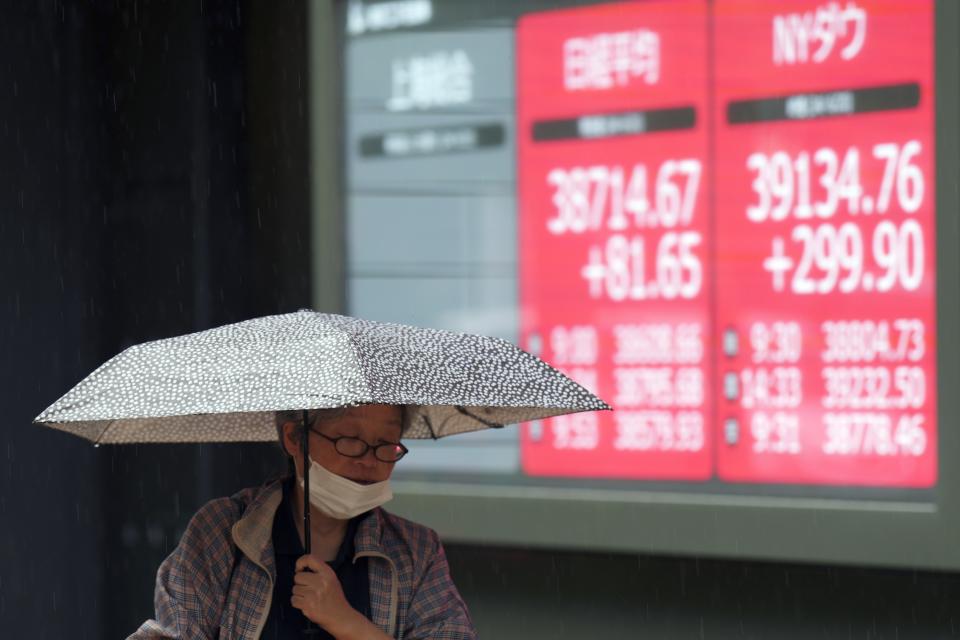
[{"xmin": 231, "ymin": 477, "xmax": 283, "ymax": 578}]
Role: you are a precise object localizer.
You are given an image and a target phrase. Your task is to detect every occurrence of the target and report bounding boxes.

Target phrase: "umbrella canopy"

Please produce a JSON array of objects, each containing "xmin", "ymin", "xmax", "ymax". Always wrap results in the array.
[{"xmin": 35, "ymin": 310, "xmax": 609, "ymax": 444}]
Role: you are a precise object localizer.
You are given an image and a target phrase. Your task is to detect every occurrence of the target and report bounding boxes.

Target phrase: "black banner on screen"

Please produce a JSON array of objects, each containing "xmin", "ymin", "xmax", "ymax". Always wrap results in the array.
[
  {"xmin": 531, "ymin": 106, "xmax": 696, "ymax": 142},
  {"xmin": 359, "ymin": 122, "xmax": 506, "ymax": 159},
  {"xmin": 727, "ymin": 83, "xmax": 921, "ymax": 125}
]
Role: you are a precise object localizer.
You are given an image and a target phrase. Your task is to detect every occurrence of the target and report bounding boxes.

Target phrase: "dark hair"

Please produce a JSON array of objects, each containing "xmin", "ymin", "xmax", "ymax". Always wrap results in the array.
[{"xmin": 275, "ymin": 407, "xmax": 348, "ymax": 476}]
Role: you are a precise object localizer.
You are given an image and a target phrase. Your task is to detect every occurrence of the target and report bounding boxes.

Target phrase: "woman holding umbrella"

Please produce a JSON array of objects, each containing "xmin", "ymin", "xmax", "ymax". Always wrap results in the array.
[{"xmin": 35, "ymin": 311, "xmax": 608, "ymax": 639}]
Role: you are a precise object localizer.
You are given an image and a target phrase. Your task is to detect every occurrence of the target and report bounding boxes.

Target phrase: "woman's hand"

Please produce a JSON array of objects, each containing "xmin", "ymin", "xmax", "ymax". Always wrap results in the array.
[
  {"xmin": 291, "ymin": 555, "xmax": 354, "ymax": 630},
  {"xmin": 291, "ymin": 555, "xmax": 392, "ymax": 639}
]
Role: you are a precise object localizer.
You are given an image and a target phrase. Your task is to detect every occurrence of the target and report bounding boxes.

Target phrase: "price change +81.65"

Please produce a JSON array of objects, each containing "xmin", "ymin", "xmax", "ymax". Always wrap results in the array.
[{"xmin": 544, "ymin": 159, "xmax": 704, "ymax": 301}]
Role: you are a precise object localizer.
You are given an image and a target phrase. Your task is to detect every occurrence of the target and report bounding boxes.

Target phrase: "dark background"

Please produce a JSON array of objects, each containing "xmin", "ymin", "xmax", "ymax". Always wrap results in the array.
[{"xmin": 2, "ymin": 1, "xmax": 959, "ymax": 638}]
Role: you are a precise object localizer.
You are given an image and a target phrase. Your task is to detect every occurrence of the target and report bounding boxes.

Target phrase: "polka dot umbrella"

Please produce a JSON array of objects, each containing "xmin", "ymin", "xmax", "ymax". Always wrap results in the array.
[
  {"xmin": 34, "ymin": 310, "xmax": 610, "ymax": 569},
  {"xmin": 35, "ymin": 310, "xmax": 609, "ymax": 442}
]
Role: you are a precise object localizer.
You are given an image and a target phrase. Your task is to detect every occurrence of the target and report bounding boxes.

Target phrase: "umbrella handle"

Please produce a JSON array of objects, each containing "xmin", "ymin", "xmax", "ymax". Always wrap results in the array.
[{"xmin": 301, "ymin": 410, "xmax": 321, "ymax": 637}]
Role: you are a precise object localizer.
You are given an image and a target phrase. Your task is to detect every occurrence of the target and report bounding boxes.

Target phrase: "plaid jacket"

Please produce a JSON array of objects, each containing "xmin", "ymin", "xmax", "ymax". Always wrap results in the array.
[{"xmin": 127, "ymin": 477, "xmax": 477, "ymax": 639}]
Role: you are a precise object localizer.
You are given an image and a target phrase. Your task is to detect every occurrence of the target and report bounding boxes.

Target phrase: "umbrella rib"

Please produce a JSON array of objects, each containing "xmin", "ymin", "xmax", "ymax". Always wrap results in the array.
[
  {"xmin": 95, "ymin": 420, "xmax": 116, "ymax": 446},
  {"xmin": 422, "ymin": 414, "xmax": 438, "ymax": 440},
  {"xmin": 454, "ymin": 406, "xmax": 504, "ymax": 429},
  {"xmin": 339, "ymin": 329, "xmax": 377, "ymax": 406}
]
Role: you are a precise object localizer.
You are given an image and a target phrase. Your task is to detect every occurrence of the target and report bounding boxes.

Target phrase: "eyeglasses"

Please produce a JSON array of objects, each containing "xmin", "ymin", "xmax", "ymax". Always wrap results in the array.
[{"xmin": 310, "ymin": 429, "xmax": 409, "ymax": 463}]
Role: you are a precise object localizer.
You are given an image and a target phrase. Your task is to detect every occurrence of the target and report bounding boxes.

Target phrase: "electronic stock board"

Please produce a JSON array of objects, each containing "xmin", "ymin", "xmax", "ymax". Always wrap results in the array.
[{"xmin": 338, "ymin": 0, "xmax": 957, "ymax": 567}]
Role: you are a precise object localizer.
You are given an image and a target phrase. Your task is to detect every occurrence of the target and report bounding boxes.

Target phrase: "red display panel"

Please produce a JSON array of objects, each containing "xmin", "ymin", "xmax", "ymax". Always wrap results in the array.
[
  {"xmin": 713, "ymin": 0, "xmax": 936, "ymax": 486},
  {"xmin": 518, "ymin": 1, "xmax": 713, "ymax": 480},
  {"xmin": 518, "ymin": 0, "xmax": 936, "ymax": 488}
]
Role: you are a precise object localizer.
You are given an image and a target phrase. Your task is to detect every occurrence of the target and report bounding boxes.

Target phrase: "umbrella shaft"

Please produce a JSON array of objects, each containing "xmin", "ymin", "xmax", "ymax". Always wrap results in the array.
[
  {"xmin": 301, "ymin": 409, "xmax": 319, "ymax": 635},
  {"xmin": 302, "ymin": 409, "xmax": 311, "ymax": 555}
]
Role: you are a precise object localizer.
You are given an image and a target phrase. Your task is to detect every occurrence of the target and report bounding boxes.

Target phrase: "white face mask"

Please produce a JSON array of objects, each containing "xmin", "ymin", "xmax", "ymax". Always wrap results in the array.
[{"xmin": 298, "ymin": 456, "xmax": 393, "ymax": 520}]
